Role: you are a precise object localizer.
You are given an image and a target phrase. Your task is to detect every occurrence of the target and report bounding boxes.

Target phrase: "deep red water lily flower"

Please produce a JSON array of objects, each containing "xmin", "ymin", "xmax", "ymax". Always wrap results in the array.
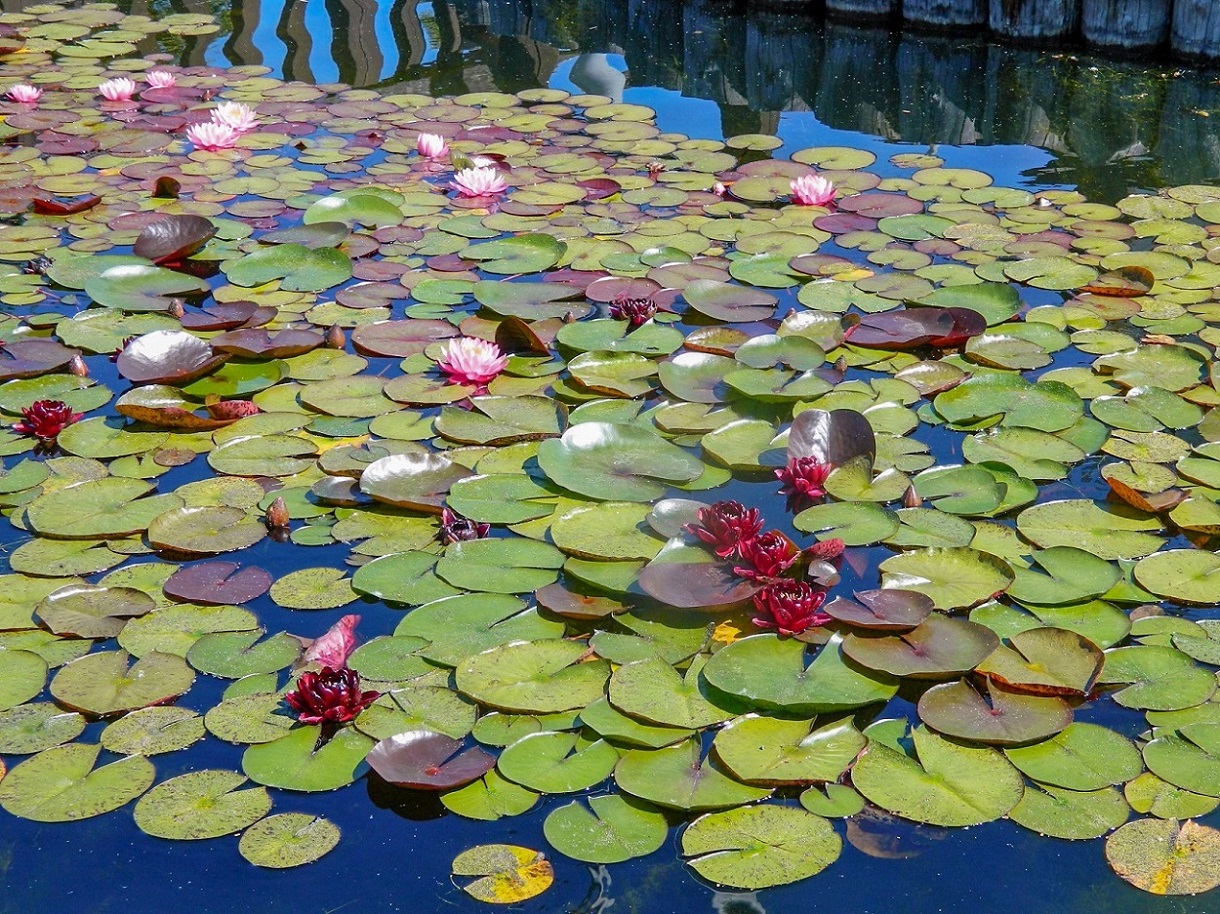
[
  {"xmin": 752, "ymin": 579, "xmax": 830, "ymax": 636},
  {"xmin": 13, "ymin": 399, "xmax": 82, "ymax": 445},
  {"xmin": 609, "ymin": 295, "xmax": 658, "ymax": 326},
  {"xmin": 438, "ymin": 506, "xmax": 490, "ymax": 545},
  {"xmin": 685, "ymin": 500, "xmax": 764, "ymax": 559},
  {"xmin": 284, "ymin": 666, "xmax": 379, "ymax": 725},
  {"xmin": 776, "ymin": 456, "xmax": 833, "ymax": 511},
  {"xmin": 735, "ymin": 530, "xmax": 801, "ymax": 580},
  {"xmin": 807, "ymin": 537, "xmax": 846, "ymax": 562}
]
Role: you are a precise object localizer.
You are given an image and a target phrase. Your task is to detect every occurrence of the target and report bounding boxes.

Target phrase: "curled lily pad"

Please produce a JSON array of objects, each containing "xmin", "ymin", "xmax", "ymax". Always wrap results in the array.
[
  {"xmin": 842, "ymin": 615, "xmax": 1000, "ymax": 679},
  {"xmin": 132, "ymin": 215, "xmax": 217, "ymax": 264},
  {"xmin": 117, "ymin": 331, "xmax": 226, "ymax": 385},
  {"xmin": 366, "ymin": 730, "xmax": 495, "ymax": 789},
  {"xmin": 916, "ymin": 679, "xmax": 1072, "ymax": 745}
]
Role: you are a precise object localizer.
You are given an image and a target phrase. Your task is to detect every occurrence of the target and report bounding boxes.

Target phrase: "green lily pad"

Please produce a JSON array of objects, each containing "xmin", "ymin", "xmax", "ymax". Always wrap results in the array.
[
  {"xmin": 878, "ymin": 547, "xmax": 1013, "ymax": 610},
  {"xmin": 134, "ymin": 769, "xmax": 272, "ymax": 840},
  {"xmin": 614, "ymin": 738, "xmax": 771, "ymax": 811},
  {"xmin": 702, "ymin": 633, "xmax": 897, "ymax": 715},
  {"xmin": 713, "ymin": 716, "xmax": 865, "ymax": 785},
  {"xmin": 435, "ymin": 537, "xmax": 565, "ymax": 594},
  {"xmin": 1142, "ymin": 724, "xmax": 1220, "ymax": 798},
  {"xmin": 239, "ymin": 813, "xmax": 341, "ymax": 868},
  {"xmin": 242, "ymin": 725, "xmax": 373, "ymax": 792},
  {"xmin": 50, "ymin": 650, "xmax": 194, "ymax": 716},
  {"xmin": 100, "ymin": 707, "xmax": 205, "ymax": 756},
  {"xmin": 0, "ymin": 742, "xmax": 155, "ymax": 822},
  {"xmin": 917, "ymin": 679, "xmax": 1072, "ymax": 745},
  {"xmin": 0, "ymin": 703, "xmax": 85, "ymax": 755},
  {"xmin": 1017, "ymin": 500, "xmax": 1164, "ymax": 560},
  {"xmin": 537, "ymin": 422, "xmax": 704, "ymax": 502},
  {"xmin": 543, "ymin": 794, "xmax": 668, "ymax": 864},
  {"xmin": 456, "ymin": 639, "xmax": 610, "ymax": 713},
  {"xmin": 682, "ymin": 805, "xmax": 841, "ymax": 890},
  {"xmin": 497, "ymin": 731, "xmax": 618, "ymax": 794},
  {"xmin": 1099, "ymin": 645, "xmax": 1217, "ymax": 711},
  {"xmin": 1008, "ymin": 783, "xmax": 1129, "ymax": 840},
  {"xmin": 852, "ymin": 725, "xmax": 1024, "ymax": 826}
]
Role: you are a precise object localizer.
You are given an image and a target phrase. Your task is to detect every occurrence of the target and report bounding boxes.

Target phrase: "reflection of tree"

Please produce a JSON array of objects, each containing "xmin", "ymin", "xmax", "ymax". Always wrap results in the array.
[{"xmin": 95, "ymin": 0, "xmax": 1220, "ymax": 197}]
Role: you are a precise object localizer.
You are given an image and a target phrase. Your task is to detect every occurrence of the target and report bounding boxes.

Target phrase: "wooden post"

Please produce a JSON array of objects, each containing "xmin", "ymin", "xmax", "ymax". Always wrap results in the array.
[
  {"xmin": 825, "ymin": 0, "xmax": 898, "ymax": 21},
  {"xmin": 1172, "ymin": 0, "xmax": 1220, "ymax": 61},
  {"xmin": 989, "ymin": 0, "xmax": 1080, "ymax": 40},
  {"xmin": 1081, "ymin": 0, "xmax": 1169, "ymax": 51},
  {"xmin": 903, "ymin": 0, "xmax": 987, "ymax": 29}
]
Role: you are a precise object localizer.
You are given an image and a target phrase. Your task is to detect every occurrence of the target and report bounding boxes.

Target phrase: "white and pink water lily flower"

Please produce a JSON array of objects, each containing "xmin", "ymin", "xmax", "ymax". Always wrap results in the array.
[
  {"xmin": 98, "ymin": 77, "xmax": 137, "ymax": 101},
  {"xmin": 6, "ymin": 84, "xmax": 41, "ymax": 105},
  {"xmin": 449, "ymin": 165, "xmax": 508, "ymax": 198},
  {"xmin": 185, "ymin": 120, "xmax": 241, "ymax": 151},
  {"xmin": 210, "ymin": 101, "xmax": 258, "ymax": 133},
  {"xmin": 145, "ymin": 70, "xmax": 177, "ymax": 89},
  {"xmin": 417, "ymin": 132, "xmax": 448, "ymax": 159},
  {"xmin": 789, "ymin": 173, "xmax": 836, "ymax": 207},
  {"xmin": 437, "ymin": 337, "xmax": 509, "ymax": 387}
]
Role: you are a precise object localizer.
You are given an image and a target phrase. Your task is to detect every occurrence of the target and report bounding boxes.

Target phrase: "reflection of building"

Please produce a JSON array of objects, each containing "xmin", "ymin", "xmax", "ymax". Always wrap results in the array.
[{"xmin": 4, "ymin": 0, "xmax": 1216, "ymax": 198}]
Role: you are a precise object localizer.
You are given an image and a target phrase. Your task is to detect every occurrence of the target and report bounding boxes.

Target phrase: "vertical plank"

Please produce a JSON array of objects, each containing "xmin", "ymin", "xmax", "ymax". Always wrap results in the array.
[
  {"xmin": 1172, "ymin": 0, "xmax": 1220, "ymax": 61},
  {"xmin": 989, "ymin": 0, "xmax": 1081, "ymax": 39},
  {"xmin": 904, "ymin": 0, "xmax": 988, "ymax": 28},
  {"xmin": 1081, "ymin": 0, "xmax": 1169, "ymax": 50}
]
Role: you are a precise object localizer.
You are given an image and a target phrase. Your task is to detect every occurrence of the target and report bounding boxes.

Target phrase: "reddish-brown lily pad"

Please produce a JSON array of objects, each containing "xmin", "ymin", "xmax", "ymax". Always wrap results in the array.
[
  {"xmin": 132, "ymin": 215, "xmax": 217, "ymax": 265},
  {"xmin": 823, "ymin": 589, "xmax": 933, "ymax": 631},
  {"xmin": 366, "ymin": 730, "xmax": 495, "ymax": 790},
  {"xmin": 163, "ymin": 562, "xmax": 273, "ymax": 606}
]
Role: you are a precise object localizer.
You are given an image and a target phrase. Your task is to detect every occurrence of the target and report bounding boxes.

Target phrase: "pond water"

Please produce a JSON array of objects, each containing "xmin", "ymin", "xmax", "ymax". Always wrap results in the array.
[{"xmin": 1, "ymin": 1, "xmax": 1220, "ymax": 913}]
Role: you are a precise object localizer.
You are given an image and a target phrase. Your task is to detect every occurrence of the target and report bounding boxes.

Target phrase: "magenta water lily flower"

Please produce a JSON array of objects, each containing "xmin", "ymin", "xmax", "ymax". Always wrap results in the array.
[
  {"xmin": 6, "ymin": 84, "xmax": 41, "ymax": 105},
  {"xmin": 145, "ymin": 70, "xmax": 176, "ymax": 89},
  {"xmin": 450, "ymin": 165, "xmax": 507, "ymax": 198},
  {"xmin": 437, "ymin": 337, "xmax": 508, "ymax": 387},
  {"xmin": 284, "ymin": 666, "xmax": 379, "ymax": 725},
  {"xmin": 98, "ymin": 77, "xmax": 137, "ymax": 101},
  {"xmin": 185, "ymin": 120, "xmax": 241, "ymax": 151},
  {"xmin": 776, "ymin": 456, "xmax": 833, "ymax": 511},
  {"xmin": 13, "ymin": 399, "xmax": 83, "ymax": 446},
  {"xmin": 608, "ymin": 296, "xmax": 658, "ymax": 327},
  {"xmin": 752, "ymin": 580, "xmax": 831, "ymax": 636},
  {"xmin": 438, "ymin": 507, "xmax": 490, "ymax": 545},
  {"xmin": 790, "ymin": 173, "xmax": 836, "ymax": 207},
  {"xmin": 735, "ymin": 530, "xmax": 802, "ymax": 581},
  {"xmin": 417, "ymin": 132, "xmax": 448, "ymax": 159},
  {"xmin": 685, "ymin": 500, "xmax": 764, "ymax": 559},
  {"xmin": 210, "ymin": 101, "xmax": 258, "ymax": 133}
]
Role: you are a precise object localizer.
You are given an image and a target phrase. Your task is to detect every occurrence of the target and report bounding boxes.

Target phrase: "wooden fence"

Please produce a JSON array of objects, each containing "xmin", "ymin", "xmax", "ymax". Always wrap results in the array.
[{"xmin": 820, "ymin": 0, "xmax": 1220, "ymax": 58}]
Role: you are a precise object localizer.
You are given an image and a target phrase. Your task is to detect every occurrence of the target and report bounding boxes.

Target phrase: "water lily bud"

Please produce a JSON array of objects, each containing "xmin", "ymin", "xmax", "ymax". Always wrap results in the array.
[
  {"xmin": 168, "ymin": 298, "xmax": 185, "ymax": 319},
  {"xmin": 835, "ymin": 355, "xmax": 848, "ymax": 373},
  {"xmin": 325, "ymin": 324, "xmax": 346, "ymax": 349},
  {"xmin": 903, "ymin": 485, "xmax": 923, "ymax": 509},
  {"xmin": 67, "ymin": 355, "xmax": 89, "ymax": 377},
  {"xmin": 266, "ymin": 496, "xmax": 290, "ymax": 530}
]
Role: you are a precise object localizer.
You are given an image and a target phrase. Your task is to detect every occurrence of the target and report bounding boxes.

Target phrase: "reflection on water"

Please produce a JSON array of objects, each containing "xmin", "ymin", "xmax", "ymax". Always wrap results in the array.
[{"xmin": 77, "ymin": 0, "xmax": 1220, "ymax": 202}]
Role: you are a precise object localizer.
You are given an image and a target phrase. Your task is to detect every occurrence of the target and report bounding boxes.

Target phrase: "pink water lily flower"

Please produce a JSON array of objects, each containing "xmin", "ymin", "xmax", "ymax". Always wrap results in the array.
[
  {"xmin": 145, "ymin": 70, "xmax": 177, "ymax": 89},
  {"xmin": 210, "ymin": 101, "xmax": 258, "ymax": 133},
  {"xmin": 185, "ymin": 120, "xmax": 241, "ymax": 151},
  {"xmin": 6, "ymin": 84, "xmax": 41, "ymax": 105},
  {"xmin": 302, "ymin": 614, "xmax": 362, "ymax": 669},
  {"xmin": 437, "ymin": 337, "xmax": 508, "ymax": 387},
  {"xmin": 450, "ymin": 165, "xmax": 507, "ymax": 198},
  {"xmin": 417, "ymin": 132, "xmax": 448, "ymax": 158},
  {"xmin": 790, "ymin": 173, "xmax": 836, "ymax": 207},
  {"xmin": 98, "ymin": 77, "xmax": 137, "ymax": 101}
]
